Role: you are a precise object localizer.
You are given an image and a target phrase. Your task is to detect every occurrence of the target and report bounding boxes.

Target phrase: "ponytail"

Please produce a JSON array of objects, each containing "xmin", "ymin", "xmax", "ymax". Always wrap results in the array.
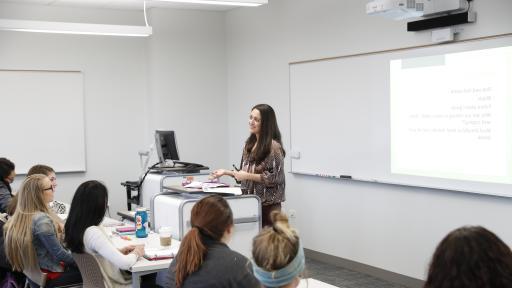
[
  {"xmin": 175, "ymin": 227, "xmax": 206, "ymax": 287},
  {"xmin": 252, "ymin": 211, "xmax": 299, "ymax": 271},
  {"xmin": 172, "ymin": 195, "xmax": 233, "ymax": 287}
]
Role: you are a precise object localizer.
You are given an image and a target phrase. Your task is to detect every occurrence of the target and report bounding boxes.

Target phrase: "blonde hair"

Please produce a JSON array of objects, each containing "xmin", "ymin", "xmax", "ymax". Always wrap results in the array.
[
  {"xmin": 3, "ymin": 174, "xmax": 60, "ymax": 271},
  {"xmin": 252, "ymin": 211, "xmax": 300, "ymax": 271}
]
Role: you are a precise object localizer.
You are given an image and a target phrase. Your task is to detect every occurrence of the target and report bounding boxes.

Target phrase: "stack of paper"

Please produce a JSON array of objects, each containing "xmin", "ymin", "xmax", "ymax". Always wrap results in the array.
[
  {"xmin": 184, "ymin": 181, "xmax": 229, "ymax": 189},
  {"xmin": 144, "ymin": 246, "xmax": 179, "ymax": 260},
  {"xmin": 202, "ymin": 186, "xmax": 242, "ymax": 195}
]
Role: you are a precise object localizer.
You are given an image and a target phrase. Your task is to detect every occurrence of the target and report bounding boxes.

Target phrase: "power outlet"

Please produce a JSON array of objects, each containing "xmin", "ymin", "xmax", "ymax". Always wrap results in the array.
[{"xmin": 288, "ymin": 209, "xmax": 297, "ymax": 218}]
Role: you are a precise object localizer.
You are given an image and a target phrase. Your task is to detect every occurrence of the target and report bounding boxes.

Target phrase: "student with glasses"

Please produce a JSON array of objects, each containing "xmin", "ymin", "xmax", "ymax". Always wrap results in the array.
[
  {"xmin": 27, "ymin": 164, "xmax": 68, "ymax": 214},
  {"xmin": 3, "ymin": 174, "xmax": 82, "ymax": 287},
  {"xmin": 0, "ymin": 157, "xmax": 16, "ymax": 213}
]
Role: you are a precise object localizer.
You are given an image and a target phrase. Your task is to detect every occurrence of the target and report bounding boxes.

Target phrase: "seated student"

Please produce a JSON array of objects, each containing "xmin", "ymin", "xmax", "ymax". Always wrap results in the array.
[
  {"xmin": 65, "ymin": 180, "xmax": 145, "ymax": 288},
  {"xmin": 3, "ymin": 174, "xmax": 82, "ymax": 287},
  {"xmin": 168, "ymin": 195, "xmax": 259, "ymax": 288},
  {"xmin": 424, "ymin": 225, "xmax": 512, "ymax": 288},
  {"xmin": 1, "ymin": 212, "xmax": 26, "ymax": 286},
  {"xmin": 252, "ymin": 211, "xmax": 305, "ymax": 288},
  {"xmin": 0, "ymin": 157, "xmax": 16, "ymax": 213},
  {"xmin": 27, "ymin": 164, "xmax": 67, "ymax": 214}
]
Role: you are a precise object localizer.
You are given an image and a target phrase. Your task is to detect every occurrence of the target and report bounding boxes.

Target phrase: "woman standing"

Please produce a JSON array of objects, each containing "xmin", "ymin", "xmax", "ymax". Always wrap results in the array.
[
  {"xmin": 211, "ymin": 104, "xmax": 285, "ymax": 227},
  {"xmin": 0, "ymin": 157, "xmax": 15, "ymax": 213},
  {"xmin": 3, "ymin": 174, "xmax": 82, "ymax": 287}
]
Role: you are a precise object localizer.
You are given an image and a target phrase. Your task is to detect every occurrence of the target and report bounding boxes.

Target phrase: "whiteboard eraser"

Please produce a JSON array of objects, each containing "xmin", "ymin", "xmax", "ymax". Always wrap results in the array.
[{"xmin": 291, "ymin": 151, "xmax": 301, "ymax": 159}]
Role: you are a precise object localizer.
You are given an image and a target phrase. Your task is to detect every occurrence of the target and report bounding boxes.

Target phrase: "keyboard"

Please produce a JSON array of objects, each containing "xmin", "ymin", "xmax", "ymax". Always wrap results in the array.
[{"xmin": 154, "ymin": 161, "xmax": 209, "ymax": 171}]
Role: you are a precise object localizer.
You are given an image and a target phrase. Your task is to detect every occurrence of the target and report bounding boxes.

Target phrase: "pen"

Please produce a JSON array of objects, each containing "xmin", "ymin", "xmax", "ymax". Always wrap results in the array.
[{"xmin": 232, "ymin": 164, "xmax": 240, "ymax": 171}]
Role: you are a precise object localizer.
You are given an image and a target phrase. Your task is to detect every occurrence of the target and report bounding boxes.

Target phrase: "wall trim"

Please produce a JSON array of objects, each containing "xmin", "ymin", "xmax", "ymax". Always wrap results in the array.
[{"xmin": 305, "ymin": 249, "xmax": 424, "ymax": 288}]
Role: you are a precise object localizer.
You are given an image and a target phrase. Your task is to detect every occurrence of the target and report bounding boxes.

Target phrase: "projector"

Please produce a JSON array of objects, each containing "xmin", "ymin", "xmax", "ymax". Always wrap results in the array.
[
  {"xmin": 421, "ymin": 0, "xmax": 468, "ymax": 16},
  {"xmin": 366, "ymin": 0, "xmax": 424, "ymax": 20},
  {"xmin": 366, "ymin": 0, "xmax": 468, "ymax": 20}
]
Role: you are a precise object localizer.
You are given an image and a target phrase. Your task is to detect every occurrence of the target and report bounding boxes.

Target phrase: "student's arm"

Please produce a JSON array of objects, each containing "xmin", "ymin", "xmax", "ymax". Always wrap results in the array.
[
  {"xmin": 33, "ymin": 215, "xmax": 74, "ymax": 265},
  {"xmin": 0, "ymin": 186, "xmax": 12, "ymax": 213},
  {"xmin": 84, "ymin": 226, "xmax": 139, "ymax": 270}
]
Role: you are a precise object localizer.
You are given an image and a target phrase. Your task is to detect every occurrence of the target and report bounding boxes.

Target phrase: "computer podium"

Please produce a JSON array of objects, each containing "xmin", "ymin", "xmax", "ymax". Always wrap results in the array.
[{"xmin": 138, "ymin": 171, "xmax": 211, "ymax": 209}]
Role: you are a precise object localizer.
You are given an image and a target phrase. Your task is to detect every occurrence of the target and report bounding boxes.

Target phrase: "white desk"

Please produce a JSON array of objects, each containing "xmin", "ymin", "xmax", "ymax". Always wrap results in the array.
[
  {"xmin": 110, "ymin": 228, "xmax": 180, "ymax": 288},
  {"xmin": 299, "ymin": 278, "xmax": 339, "ymax": 288}
]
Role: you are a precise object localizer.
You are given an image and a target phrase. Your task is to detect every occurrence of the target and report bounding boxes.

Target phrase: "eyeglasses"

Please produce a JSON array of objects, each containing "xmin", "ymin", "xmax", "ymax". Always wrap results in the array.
[{"xmin": 43, "ymin": 187, "xmax": 54, "ymax": 192}]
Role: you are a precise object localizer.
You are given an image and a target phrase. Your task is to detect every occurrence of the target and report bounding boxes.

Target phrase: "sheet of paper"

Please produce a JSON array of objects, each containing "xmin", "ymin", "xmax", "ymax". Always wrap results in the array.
[{"xmin": 202, "ymin": 187, "xmax": 242, "ymax": 195}]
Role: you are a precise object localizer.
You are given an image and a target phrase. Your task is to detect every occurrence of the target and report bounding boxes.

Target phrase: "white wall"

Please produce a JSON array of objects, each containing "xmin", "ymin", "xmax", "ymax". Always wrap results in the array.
[
  {"xmin": 0, "ymin": 3, "xmax": 228, "ymax": 215},
  {"xmin": 225, "ymin": 0, "xmax": 512, "ymax": 280},
  {"xmin": 146, "ymin": 8, "xmax": 228, "ymax": 170},
  {"xmin": 0, "ymin": 3, "xmax": 148, "ymax": 214}
]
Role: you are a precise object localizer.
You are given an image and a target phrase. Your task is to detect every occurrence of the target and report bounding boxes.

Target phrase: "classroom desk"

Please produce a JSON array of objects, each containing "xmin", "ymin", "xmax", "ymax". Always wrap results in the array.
[
  {"xmin": 109, "ymin": 226, "xmax": 180, "ymax": 288},
  {"xmin": 299, "ymin": 278, "xmax": 339, "ymax": 288}
]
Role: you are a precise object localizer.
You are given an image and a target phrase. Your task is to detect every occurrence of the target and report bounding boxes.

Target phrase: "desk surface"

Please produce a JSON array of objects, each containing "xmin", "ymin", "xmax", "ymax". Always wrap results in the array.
[
  {"xmin": 299, "ymin": 278, "xmax": 339, "ymax": 288},
  {"xmin": 109, "ymin": 227, "xmax": 180, "ymax": 273}
]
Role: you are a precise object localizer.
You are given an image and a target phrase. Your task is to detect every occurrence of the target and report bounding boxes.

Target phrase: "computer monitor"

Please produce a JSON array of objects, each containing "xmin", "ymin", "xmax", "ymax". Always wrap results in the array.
[{"xmin": 155, "ymin": 130, "xmax": 180, "ymax": 164}]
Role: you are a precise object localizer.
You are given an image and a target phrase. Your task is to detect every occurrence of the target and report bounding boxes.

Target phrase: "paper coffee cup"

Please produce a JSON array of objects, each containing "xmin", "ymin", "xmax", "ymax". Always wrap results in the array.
[{"xmin": 159, "ymin": 226, "xmax": 172, "ymax": 246}]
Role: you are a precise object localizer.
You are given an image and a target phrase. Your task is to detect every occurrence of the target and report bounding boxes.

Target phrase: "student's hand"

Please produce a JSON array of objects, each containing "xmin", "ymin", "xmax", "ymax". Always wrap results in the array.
[
  {"xmin": 120, "ymin": 245, "xmax": 136, "ymax": 255},
  {"xmin": 131, "ymin": 245, "xmax": 145, "ymax": 258},
  {"xmin": 210, "ymin": 169, "xmax": 228, "ymax": 179}
]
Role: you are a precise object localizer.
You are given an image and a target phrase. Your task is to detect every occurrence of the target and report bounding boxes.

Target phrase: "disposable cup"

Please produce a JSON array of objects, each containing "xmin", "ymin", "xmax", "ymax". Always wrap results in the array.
[{"xmin": 159, "ymin": 226, "xmax": 172, "ymax": 246}]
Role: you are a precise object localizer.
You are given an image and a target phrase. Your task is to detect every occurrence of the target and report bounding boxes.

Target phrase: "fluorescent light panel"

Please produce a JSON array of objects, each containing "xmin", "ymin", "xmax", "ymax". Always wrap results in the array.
[
  {"xmin": 155, "ymin": 0, "xmax": 267, "ymax": 6},
  {"xmin": 0, "ymin": 19, "xmax": 152, "ymax": 37}
]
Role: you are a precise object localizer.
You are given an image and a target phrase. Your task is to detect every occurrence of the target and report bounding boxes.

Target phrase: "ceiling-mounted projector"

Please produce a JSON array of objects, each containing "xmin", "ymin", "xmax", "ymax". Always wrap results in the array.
[
  {"xmin": 366, "ymin": 0, "xmax": 468, "ymax": 20},
  {"xmin": 366, "ymin": 0, "xmax": 424, "ymax": 20}
]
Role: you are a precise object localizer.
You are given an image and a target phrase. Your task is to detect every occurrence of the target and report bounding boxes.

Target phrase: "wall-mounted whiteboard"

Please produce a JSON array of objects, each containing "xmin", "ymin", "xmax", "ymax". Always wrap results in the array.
[
  {"xmin": 0, "ymin": 70, "xmax": 86, "ymax": 174},
  {"xmin": 289, "ymin": 34, "xmax": 512, "ymax": 197}
]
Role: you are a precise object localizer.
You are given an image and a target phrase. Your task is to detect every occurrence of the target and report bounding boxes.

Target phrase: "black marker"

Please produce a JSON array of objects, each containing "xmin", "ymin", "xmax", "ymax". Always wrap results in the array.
[{"xmin": 340, "ymin": 175, "xmax": 352, "ymax": 179}]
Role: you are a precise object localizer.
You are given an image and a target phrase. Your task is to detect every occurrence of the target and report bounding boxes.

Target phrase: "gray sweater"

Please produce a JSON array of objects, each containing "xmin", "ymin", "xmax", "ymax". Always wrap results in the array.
[
  {"xmin": 168, "ymin": 239, "xmax": 260, "ymax": 288},
  {"xmin": 0, "ymin": 181, "xmax": 12, "ymax": 214}
]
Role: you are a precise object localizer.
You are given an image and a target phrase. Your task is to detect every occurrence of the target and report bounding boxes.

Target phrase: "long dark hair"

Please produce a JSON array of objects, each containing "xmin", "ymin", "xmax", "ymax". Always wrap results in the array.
[
  {"xmin": 0, "ymin": 157, "xmax": 15, "ymax": 191},
  {"xmin": 245, "ymin": 104, "xmax": 285, "ymax": 164},
  {"xmin": 425, "ymin": 226, "xmax": 512, "ymax": 288},
  {"xmin": 173, "ymin": 195, "xmax": 233, "ymax": 287},
  {"xmin": 64, "ymin": 180, "xmax": 108, "ymax": 253}
]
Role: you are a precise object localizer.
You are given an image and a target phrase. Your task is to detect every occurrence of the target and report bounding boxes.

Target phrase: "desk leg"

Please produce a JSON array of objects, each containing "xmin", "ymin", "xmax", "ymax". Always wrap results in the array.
[
  {"xmin": 132, "ymin": 272, "xmax": 141, "ymax": 288},
  {"xmin": 132, "ymin": 270, "xmax": 159, "ymax": 288}
]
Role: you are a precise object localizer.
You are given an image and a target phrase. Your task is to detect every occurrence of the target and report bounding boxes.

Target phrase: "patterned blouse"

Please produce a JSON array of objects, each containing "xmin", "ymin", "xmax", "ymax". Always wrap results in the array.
[{"xmin": 240, "ymin": 140, "xmax": 285, "ymax": 205}]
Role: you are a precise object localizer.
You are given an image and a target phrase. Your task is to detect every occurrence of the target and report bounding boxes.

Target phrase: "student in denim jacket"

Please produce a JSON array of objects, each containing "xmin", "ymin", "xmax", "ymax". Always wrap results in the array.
[{"xmin": 3, "ymin": 174, "xmax": 82, "ymax": 287}]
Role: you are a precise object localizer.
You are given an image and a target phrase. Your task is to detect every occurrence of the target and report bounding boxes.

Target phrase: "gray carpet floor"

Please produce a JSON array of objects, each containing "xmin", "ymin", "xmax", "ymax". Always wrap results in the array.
[{"xmin": 305, "ymin": 258, "xmax": 407, "ymax": 288}]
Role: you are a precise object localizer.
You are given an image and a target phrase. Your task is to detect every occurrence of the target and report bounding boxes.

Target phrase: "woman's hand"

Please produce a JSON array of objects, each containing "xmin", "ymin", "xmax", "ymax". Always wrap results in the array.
[
  {"xmin": 119, "ymin": 245, "xmax": 136, "ymax": 255},
  {"xmin": 210, "ymin": 169, "xmax": 228, "ymax": 179},
  {"xmin": 233, "ymin": 170, "xmax": 250, "ymax": 181}
]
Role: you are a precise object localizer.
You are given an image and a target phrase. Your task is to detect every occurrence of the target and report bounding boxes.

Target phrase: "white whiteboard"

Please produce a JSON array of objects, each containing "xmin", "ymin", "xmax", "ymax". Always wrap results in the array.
[
  {"xmin": 0, "ymin": 70, "xmax": 86, "ymax": 174},
  {"xmin": 289, "ymin": 34, "xmax": 512, "ymax": 197}
]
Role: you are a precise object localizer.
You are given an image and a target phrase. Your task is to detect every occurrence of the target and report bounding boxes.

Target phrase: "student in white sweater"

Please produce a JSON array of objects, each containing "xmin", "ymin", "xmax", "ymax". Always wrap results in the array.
[{"xmin": 64, "ymin": 180, "xmax": 146, "ymax": 288}]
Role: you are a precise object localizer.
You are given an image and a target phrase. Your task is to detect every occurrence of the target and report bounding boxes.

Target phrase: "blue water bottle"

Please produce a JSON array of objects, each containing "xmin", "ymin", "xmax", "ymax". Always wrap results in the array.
[{"xmin": 135, "ymin": 207, "xmax": 148, "ymax": 238}]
